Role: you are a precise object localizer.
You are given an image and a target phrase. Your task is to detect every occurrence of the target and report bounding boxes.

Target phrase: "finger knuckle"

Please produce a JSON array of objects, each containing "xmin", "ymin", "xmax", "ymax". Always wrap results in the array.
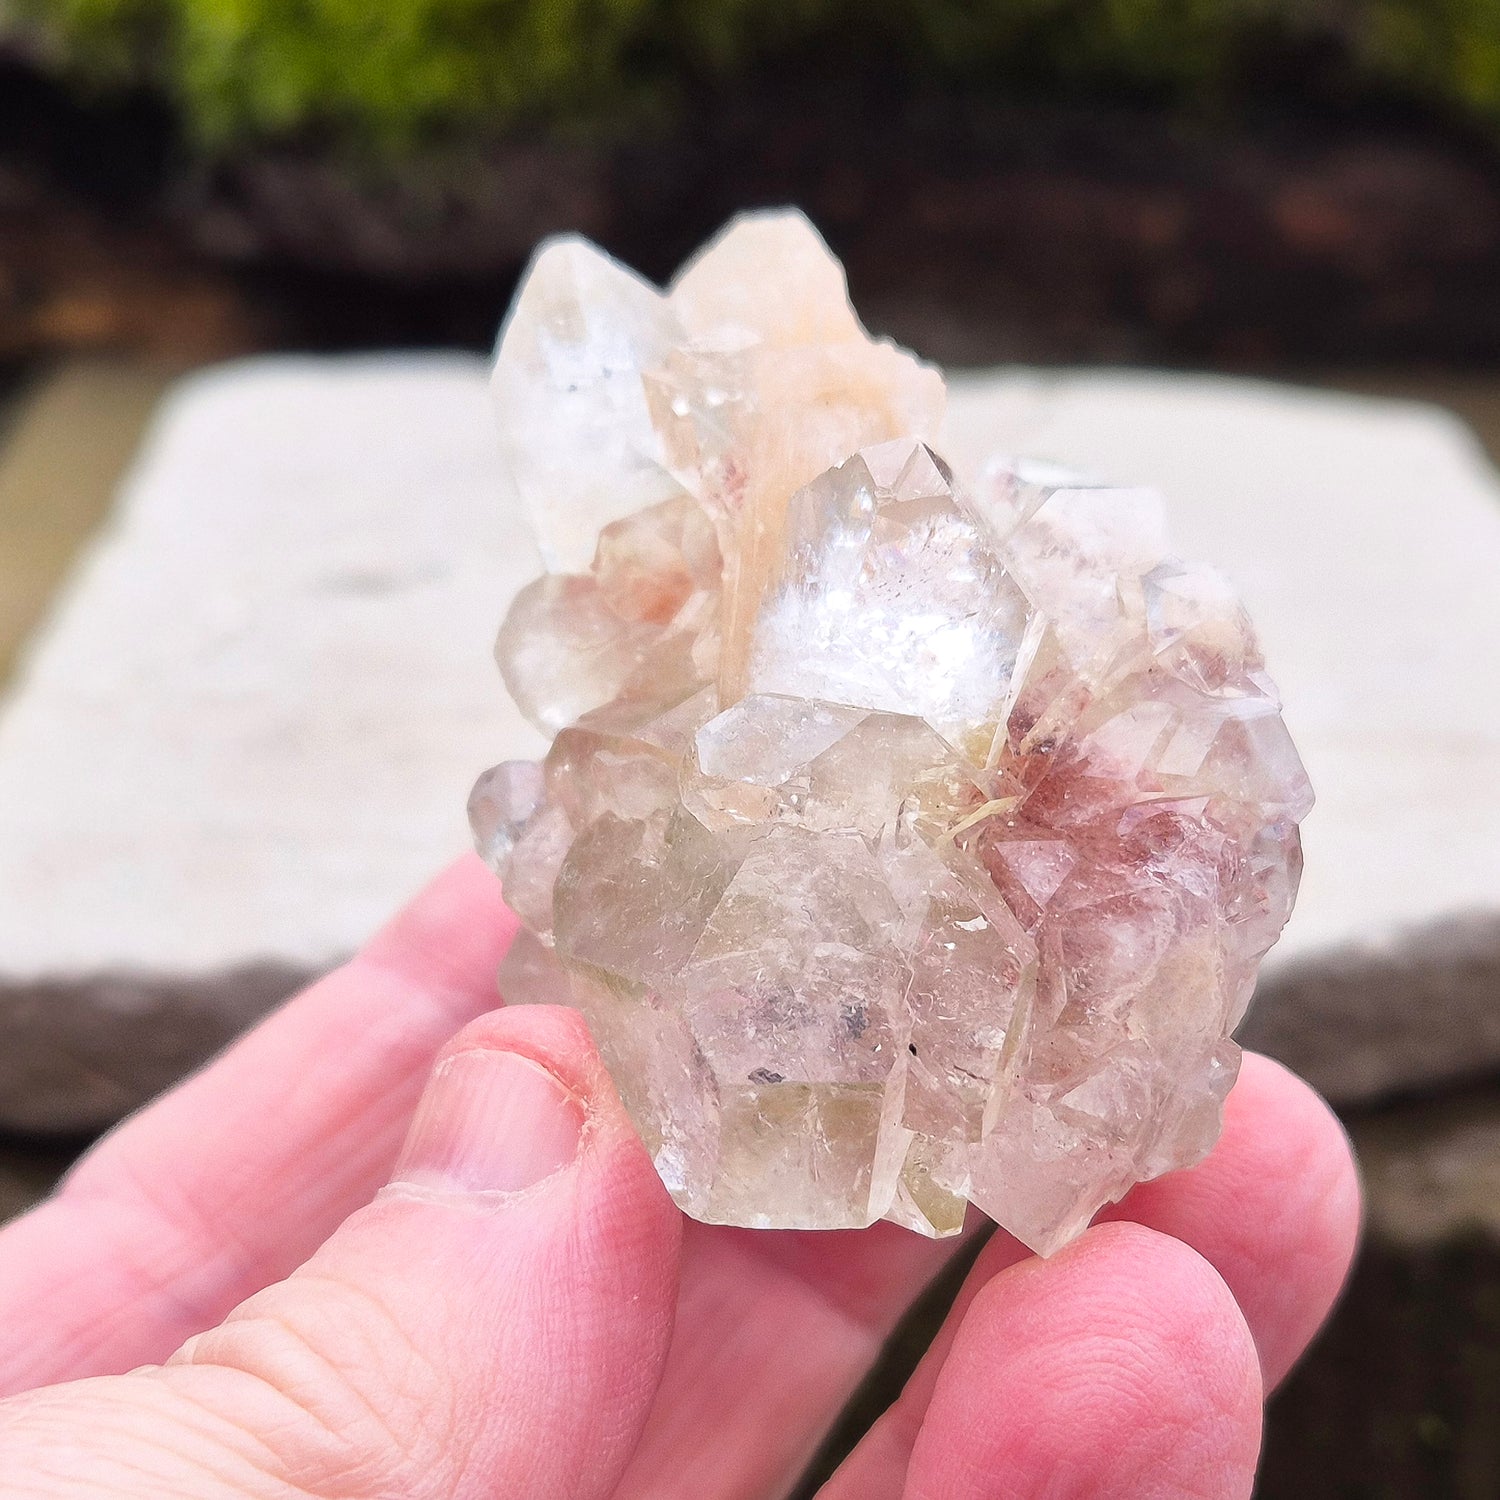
[{"xmin": 175, "ymin": 1274, "xmax": 460, "ymax": 1496}]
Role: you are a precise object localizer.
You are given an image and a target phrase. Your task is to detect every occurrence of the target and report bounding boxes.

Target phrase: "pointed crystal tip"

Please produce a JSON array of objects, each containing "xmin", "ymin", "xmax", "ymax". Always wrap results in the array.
[{"xmin": 471, "ymin": 211, "xmax": 1311, "ymax": 1255}]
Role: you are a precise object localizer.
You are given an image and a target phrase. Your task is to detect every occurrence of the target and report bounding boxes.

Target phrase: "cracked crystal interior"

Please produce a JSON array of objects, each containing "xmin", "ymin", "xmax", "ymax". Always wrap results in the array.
[{"xmin": 471, "ymin": 210, "xmax": 1311, "ymax": 1255}]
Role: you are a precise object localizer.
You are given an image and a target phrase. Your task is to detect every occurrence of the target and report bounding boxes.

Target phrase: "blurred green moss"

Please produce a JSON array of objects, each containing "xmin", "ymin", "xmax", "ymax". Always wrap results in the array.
[
  {"xmin": 14, "ymin": 0, "xmax": 667, "ymax": 146},
  {"xmin": 12, "ymin": 0, "xmax": 1500, "ymax": 152}
]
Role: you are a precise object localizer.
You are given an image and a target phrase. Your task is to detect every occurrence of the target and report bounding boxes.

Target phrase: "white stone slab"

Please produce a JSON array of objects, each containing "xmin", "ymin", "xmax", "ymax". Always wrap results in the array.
[
  {"xmin": 3, "ymin": 358, "xmax": 1499, "ymax": 1130},
  {"xmin": 0, "ymin": 355, "xmax": 545, "ymax": 1129}
]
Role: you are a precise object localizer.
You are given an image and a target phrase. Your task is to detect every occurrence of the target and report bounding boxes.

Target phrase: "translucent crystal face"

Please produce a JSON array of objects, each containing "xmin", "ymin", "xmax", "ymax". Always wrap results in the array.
[{"xmin": 472, "ymin": 210, "xmax": 1311, "ymax": 1255}]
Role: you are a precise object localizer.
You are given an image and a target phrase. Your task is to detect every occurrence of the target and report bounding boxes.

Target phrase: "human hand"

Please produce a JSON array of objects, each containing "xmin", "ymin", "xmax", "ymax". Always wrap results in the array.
[{"xmin": 0, "ymin": 857, "xmax": 1360, "ymax": 1499}]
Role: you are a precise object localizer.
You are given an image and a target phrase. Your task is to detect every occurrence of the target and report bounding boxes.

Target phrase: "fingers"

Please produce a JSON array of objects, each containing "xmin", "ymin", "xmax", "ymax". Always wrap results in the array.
[
  {"xmin": 0, "ymin": 874, "xmax": 1359, "ymax": 1500},
  {"xmin": 822, "ymin": 1053, "xmax": 1358, "ymax": 1499},
  {"xmin": 611, "ymin": 1215, "xmax": 982, "ymax": 1500},
  {"xmin": 0, "ymin": 1006, "xmax": 682, "ymax": 1500},
  {"xmin": 1098, "ymin": 1051, "xmax": 1361, "ymax": 1388},
  {"xmin": 0, "ymin": 855, "xmax": 517, "ymax": 1395},
  {"xmin": 900, "ymin": 1223, "xmax": 1262, "ymax": 1500}
]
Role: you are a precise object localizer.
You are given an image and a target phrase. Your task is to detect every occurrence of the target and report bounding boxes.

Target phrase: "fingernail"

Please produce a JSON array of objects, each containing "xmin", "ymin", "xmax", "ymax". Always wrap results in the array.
[{"xmin": 392, "ymin": 1049, "xmax": 584, "ymax": 1194}]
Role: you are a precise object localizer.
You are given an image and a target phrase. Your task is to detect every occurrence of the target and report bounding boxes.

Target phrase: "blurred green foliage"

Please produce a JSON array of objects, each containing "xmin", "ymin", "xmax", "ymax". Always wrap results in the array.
[{"xmin": 13, "ymin": 0, "xmax": 1500, "ymax": 151}]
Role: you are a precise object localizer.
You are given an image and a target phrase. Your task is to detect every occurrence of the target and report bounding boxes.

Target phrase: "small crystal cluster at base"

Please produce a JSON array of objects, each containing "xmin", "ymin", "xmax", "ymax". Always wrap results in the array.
[{"xmin": 470, "ymin": 210, "xmax": 1311, "ymax": 1255}]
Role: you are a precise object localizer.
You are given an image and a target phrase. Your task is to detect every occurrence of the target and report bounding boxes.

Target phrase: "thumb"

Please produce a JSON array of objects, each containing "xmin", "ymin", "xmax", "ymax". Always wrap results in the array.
[{"xmin": 0, "ymin": 1006, "xmax": 683, "ymax": 1500}]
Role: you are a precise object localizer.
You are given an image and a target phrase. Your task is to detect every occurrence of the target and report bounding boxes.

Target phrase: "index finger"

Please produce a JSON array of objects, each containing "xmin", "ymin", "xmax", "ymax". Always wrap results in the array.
[{"xmin": 0, "ymin": 854, "xmax": 517, "ymax": 1395}]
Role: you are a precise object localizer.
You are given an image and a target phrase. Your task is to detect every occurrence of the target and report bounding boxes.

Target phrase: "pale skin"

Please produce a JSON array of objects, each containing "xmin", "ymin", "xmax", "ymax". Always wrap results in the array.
[{"xmin": 0, "ymin": 856, "xmax": 1361, "ymax": 1499}]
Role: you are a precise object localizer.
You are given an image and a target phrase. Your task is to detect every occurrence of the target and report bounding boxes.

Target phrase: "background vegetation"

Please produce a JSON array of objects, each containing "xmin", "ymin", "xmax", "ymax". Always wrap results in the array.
[{"xmin": 11, "ymin": 0, "xmax": 1500, "ymax": 154}]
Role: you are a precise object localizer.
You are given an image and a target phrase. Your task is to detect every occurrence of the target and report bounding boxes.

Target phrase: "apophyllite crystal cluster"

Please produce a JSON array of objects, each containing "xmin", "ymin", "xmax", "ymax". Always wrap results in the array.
[{"xmin": 470, "ymin": 211, "xmax": 1311, "ymax": 1255}]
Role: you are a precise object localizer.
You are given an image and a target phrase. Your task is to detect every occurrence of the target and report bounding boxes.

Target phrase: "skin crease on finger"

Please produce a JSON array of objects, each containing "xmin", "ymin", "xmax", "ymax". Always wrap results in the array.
[
  {"xmin": 0, "ymin": 857, "xmax": 522, "ymax": 1397},
  {"xmin": 900, "ymin": 1223, "xmax": 1265, "ymax": 1500},
  {"xmin": 0, "ymin": 859, "xmax": 1362, "ymax": 1500},
  {"xmin": 0, "ymin": 1007, "xmax": 686, "ymax": 1500},
  {"xmin": 613, "ymin": 1051, "xmax": 1361, "ymax": 1500},
  {"xmin": 0, "ymin": 1042, "xmax": 1355, "ymax": 1500}
]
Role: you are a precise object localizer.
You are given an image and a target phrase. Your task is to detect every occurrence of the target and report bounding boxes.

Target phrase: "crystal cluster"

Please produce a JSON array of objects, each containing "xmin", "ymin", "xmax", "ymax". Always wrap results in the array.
[{"xmin": 471, "ymin": 211, "xmax": 1311, "ymax": 1255}]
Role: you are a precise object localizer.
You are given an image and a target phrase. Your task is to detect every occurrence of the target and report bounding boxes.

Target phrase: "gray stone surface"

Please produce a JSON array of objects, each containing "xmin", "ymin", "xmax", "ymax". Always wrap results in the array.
[
  {"xmin": 1240, "ymin": 914, "xmax": 1500, "ymax": 1110},
  {"xmin": 1353, "ymin": 1079, "xmax": 1500, "ymax": 1247},
  {"xmin": 2, "ymin": 358, "xmax": 1499, "ymax": 1132}
]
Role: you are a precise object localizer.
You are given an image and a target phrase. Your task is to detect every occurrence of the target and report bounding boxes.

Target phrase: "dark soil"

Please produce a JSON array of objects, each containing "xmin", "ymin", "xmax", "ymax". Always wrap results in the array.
[
  {"xmin": 8, "ymin": 53, "xmax": 1500, "ymax": 368},
  {"xmin": 1259, "ymin": 1232, "xmax": 1500, "ymax": 1499},
  {"xmin": 0, "ymin": 58, "xmax": 259, "ymax": 362}
]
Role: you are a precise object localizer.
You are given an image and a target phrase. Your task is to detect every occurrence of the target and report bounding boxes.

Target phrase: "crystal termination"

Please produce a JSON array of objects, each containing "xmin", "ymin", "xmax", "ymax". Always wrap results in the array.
[{"xmin": 471, "ymin": 211, "xmax": 1311, "ymax": 1254}]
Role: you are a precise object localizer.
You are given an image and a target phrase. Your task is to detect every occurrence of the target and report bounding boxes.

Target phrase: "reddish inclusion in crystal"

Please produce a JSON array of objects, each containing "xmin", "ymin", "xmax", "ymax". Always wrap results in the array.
[{"xmin": 470, "ymin": 211, "xmax": 1311, "ymax": 1254}]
